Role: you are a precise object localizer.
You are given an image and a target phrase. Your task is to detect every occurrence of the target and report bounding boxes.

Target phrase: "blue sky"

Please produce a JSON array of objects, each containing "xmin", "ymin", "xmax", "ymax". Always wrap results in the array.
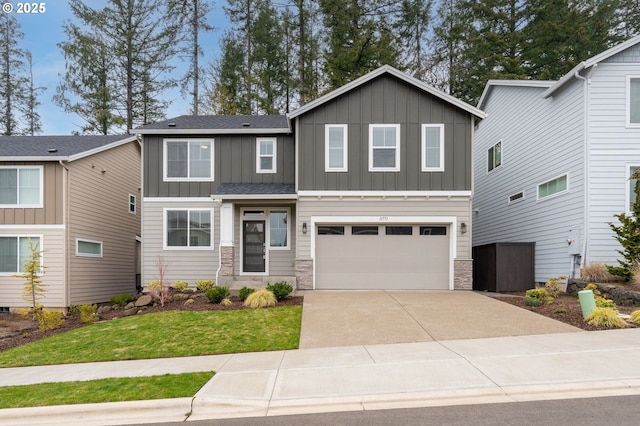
[{"xmin": 14, "ymin": 1, "xmax": 227, "ymax": 135}]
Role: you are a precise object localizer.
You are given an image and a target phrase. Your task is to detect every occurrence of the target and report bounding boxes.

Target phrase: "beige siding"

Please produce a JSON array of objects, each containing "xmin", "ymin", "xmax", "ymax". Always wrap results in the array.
[
  {"xmin": 142, "ymin": 199, "xmax": 218, "ymax": 285},
  {"xmin": 296, "ymin": 196, "xmax": 471, "ymax": 260},
  {"xmin": 0, "ymin": 162, "xmax": 63, "ymax": 225},
  {"xmin": 0, "ymin": 227, "xmax": 66, "ymax": 308},
  {"xmin": 67, "ymin": 142, "xmax": 141, "ymax": 304}
]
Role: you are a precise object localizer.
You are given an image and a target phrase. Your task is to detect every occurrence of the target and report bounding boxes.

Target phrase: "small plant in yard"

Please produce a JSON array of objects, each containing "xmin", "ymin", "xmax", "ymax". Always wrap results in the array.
[
  {"xmin": 581, "ymin": 262, "xmax": 618, "ymax": 283},
  {"xmin": 544, "ymin": 276, "xmax": 565, "ymax": 303},
  {"xmin": 554, "ymin": 307, "xmax": 567, "ymax": 314},
  {"xmin": 38, "ymin": 310, "xmax": 64, "ymax": 332},
  {"xmin": 585, "ymin": 307, "xmax": 626, "ymax": 328},
  {"xmin": 244, "ymin": 289, "xmax": 276, "ymax": 308},
  {"xmin": 266, "ymin": 281, "xmax": 293, "ymax": 301},
  {"xmin": 196, "ymin": 280, "xmax": 214, "ymax": 292},
  {"xmin": 148, "ymin": 256, "xmax": 172, "ymax": 307},
  {"xmin": 79, "ymin": 304, "xmax": 98, "ymax": 323},
  {"xmin": 110, "ymin": 294, "xmax": 133, "ymax": 306},
  {"xmin": 172, "ymin": 281, "xmax": 189, "ymax": 292},
  {"xmin": 221, "ymin": 298, "xmax": 232, "ymax": 306},
  {"xmin": 239, "ymin": 287, "xmax": 255, "ymax": 301},
  {"xmin": 524, "ymin": 288, "xmax": 548, "ymax": 306},
  {"xmin": 584, "ymin": 283, "xmax": 617, "ymax": 309},
  {"xmin": 607, "ymin": 168, "xmax": 640, "ymax": 281},
  {"xmin": 205, "ymin": 286, "xmax": 230, "ymax": 304},
  {"xmin": 629, "ymin": 310, "xmax": 640, "ymax": 323},
  {"xmin": 14, "ymin": 238, "xmax": 46, "ymax": 319}
]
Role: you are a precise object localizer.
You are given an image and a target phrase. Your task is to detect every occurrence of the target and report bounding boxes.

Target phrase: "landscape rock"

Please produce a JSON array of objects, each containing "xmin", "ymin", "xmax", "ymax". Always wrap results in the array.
[
  {"xmin": 97, "ymin": 306, "xmax": 112, "ymax": 315},
  {"xmin": 173, "ymin": 293, "xmax": 189, "ymax": 301},
  {"xmin": 124, "ymin": 307, "xmax": 138, "ymax": 316},
  {"xmin": 135, "ymin": 295, "xmax": 153, "ymax": 307},
  {"xmin": 124, "ymin": 302, "xmax": 135, "ymax": 310}
]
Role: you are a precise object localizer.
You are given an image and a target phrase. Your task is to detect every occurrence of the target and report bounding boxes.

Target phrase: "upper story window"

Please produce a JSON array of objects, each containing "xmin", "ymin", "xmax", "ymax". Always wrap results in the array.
[
  {"xmin": 256, "ymin": 138, "xmax": 277, "ymax": 173},
  {"xmin": 538, "ymin": 174, "xmax": 568, "ymax": 201},
  {"xmin": 0, "ymin": 236, "xmax": 40, "ymax": 274},
  {"xmin": 325, "ymin": 124, "xmax": 348, "ymax": 172},
  {"xmin": 0, "ymin": 166, "xmax": 43, "ymax": 207},
  {"xmin": 422, "ymin": 124, "xmax": 444, "ymax": 172},
  {"xmin": 627, "ymin": 165, "xmax": 640, "ymax": 213},
  {"xmin": 488, "ymin": 141, "xmax": 502, "ymax": 172},
  {"xmin": 369, "ymin": 124, "xmax": 400, "ymax": 172},
  {"xmin": 128, "ymin": 194, "xmax": 137, "ymax": 215},
  {"xmin": 627, "ymin": 76, "xmax": 640, "ymax": 127},
  {"xmin": 164, "ymin": 139, "xmax": 214, "ymax": 181},
  {"xmin": 164, "ymin": 209, "xmax": 213, "ymax": 249}
]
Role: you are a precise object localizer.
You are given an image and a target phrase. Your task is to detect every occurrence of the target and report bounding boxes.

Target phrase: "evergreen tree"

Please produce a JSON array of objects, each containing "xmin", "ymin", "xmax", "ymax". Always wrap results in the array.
[
  {"xmin": 290, "ymin": 0, "xmax": 321, "ymax": 105},
  {"xmin": 395, "ymin": 0, "xmax": 433, "ymax": 80},
  {"xmin": 608, "ymin": 170, "xmax": 640, "ymax": 281},
  {"xmin": 205, "ymin": 33, "xmax": 246, "ymax": 114},
  {"xmin": 24, "ymin": 52, "xmax": 43, "ymax": 135}
]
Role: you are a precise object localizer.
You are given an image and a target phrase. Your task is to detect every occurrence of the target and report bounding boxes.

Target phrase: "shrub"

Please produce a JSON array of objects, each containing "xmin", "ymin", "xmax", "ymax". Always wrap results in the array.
[
  {"xmin": 196, "ymin": 280, "xmax": 214, "ymax": 292},
  {"xmin": 110, "ymin": 294, "xmax": 133, "ymax": 306},
  {"xmin": 266, "ymin": 281, "xmax": 293, "ymax": 301},
  {"xmin": 244, "ymin": 289, "xmax": 276, "ymax": 308},
  {"xmin": 544, "ymin": 276, "xmax": 565, "ymax": 300},
  {"xmin": 581, "ymin": 262, "xmax": 618, "ymax": 283},
  {"xmin": 238, "ymin": 287, "xmax": 255, "ymax": 301},
  {"xmin": 38, "ymin": 311, "xmax": 64, "ymax": 331},
  {"xmin": 221, "ymin": 298, "xmax": 232, "ymax": 306},
  {"xmin": 148, "ymin": 279, "xmax": 171, "ymax": 307},
  {"xmin": 524, "ymin": 296, "xmax": 543, "ymax": 307},
  {"xmin": 554, "ymin": 307, "xmax": 567, "ymax": 314},
  {"xmin": 79, "ymin": 304, "xmax": 98, "ymax": 323},
  {"xmin": 629, "ymin": 309, "xmax": 640, "ymax": 323},
  {"xmin": 525, "ymin": 288, "xmax": 548, "ymax": 306},
  {"xmin": 172, "ymin": 280, "xmax": 189, "ymax": 292},
  {"xmin": 595, "ymin": 297, "xmax": 617, "ymax": 309},
  {"xmin": 585, "ymin": 307, "xmax": 626, "ymax": 328},
  {"xmin": 205, "ymin": 286, "xmax": 230, "ymax": 304}
]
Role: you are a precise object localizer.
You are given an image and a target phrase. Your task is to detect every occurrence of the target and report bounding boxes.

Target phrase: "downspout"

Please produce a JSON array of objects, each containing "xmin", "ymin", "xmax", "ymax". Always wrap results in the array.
[
  {"xmin": 212, "ymin": 198, "xmax": 223, "ymax": 285},
  {"xmin": 58, "ymin": 160, "xmax": 70, "ymax": 308}
]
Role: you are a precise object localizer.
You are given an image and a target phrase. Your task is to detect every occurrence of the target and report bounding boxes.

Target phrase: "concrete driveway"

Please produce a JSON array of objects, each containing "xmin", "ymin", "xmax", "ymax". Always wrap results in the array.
[{"xmin": 299, "ymin": 290, "xmax": 581, "ymax": 348}]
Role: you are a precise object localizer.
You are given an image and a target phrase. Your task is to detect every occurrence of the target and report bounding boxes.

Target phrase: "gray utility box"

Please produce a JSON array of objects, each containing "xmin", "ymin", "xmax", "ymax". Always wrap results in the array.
[{"xmin": 472, "ymin": 242, "xmax": 535, "ymax": 292}]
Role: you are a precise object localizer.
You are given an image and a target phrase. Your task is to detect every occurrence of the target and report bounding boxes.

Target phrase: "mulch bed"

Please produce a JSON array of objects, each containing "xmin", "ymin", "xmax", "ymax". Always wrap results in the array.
[{"xmin": 0, "ymin": 293, "xmax": 303, "ymax": 353}]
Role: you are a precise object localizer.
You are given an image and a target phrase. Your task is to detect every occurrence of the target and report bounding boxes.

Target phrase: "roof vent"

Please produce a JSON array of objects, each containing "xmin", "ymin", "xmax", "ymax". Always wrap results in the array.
[
  {"xmin": 242, "ymin": 122, "xmax": 251, "ymax": 127},
  {"xmin": 167, "ymin": 122, "xmax": 176, "ymax": 127},
  {"xmin": 48, "ymin": 148, "xmax": 58, "ymax": 153}
]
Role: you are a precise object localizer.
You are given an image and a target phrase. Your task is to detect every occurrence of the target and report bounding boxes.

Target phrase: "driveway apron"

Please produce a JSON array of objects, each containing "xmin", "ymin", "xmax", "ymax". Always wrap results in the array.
[{"xmin": 299, "ymin": 291, "xmax": 581, "ymax": 349}]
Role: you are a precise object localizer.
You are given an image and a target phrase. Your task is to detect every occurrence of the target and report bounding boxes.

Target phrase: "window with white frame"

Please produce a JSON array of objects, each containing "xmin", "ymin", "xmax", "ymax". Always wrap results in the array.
[
  {"xmin": 164, "ymin": 139, "xmax": 214, "ymax": 181},
  {"xmin": 0, "ymin": 236, "xmax": 40, "ymax": 273},
  {"xmin": 76, "ymin": 239, "xmax": 103, "ymax": 257},
  {"xmin": 627, "ymin": 165, "xmax": 640, "ymax": 213},
  {"xmin": 0, "ymin": 166, "xmax": 42, "ymax": 207},
  {"xmin": 628, "ymin": 76, "xmax": 640, "ymax": 127},
  {"xmin": 256, "ymin": 138, "xmax": 277, "ymax": 173},
  {"xmin": 269, "ymin": 210, "xmax": 289, "ymax": 249},
  {"xmin": 128, "ymin": 194, "xmax": 136, "ymax": 214},
  {"xmin": 325, "ymin": 124, "xmax": 348, "ymax": 171},
  {"xmin": 165, "ymin": 209, "xmax": 213, "ymax": 249},
  {"xmin": 422, "ymin": 124, "xmax": 444, "ymax": 172},
  {"xmin": 538, "ymin": 174, "xmax": 568, "ymax": 200},
  {"xmin": 369, "ymin": 124, "xmax": 400, "ymax": 171},
  {"xmin": 488, "ymin": 141, "xmax": 502, "ymax": 172}
]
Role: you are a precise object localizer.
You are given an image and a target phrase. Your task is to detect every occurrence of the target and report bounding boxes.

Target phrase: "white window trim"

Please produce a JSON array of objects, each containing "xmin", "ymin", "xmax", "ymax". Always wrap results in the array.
[
  {"xmin": 626, "ymin": 75, "xmax": 640, "ymax": 128},
  {"xmin": 163, "ymin": 208, "xmax": 215, "ymax": 250},
  {"xmin": 76, "ymin": 238, "xmax": 103, "ymax": 258},
  {"xmin": 163, "ymin": 139, "xmax": 215, "ymax": 182},
  {"xmin": 325, "ymin": 124, "xmax": 348, "ymax": 172},
  {"xmin": 0, "ymin": 165, "xmax": 44, "ymax": 208},
  {"xmin": 369, "ymin": 124, "xmax": 401, "ymax": 172},
  {"xmin": 488, "ymin": 140, "xmax": 502, "ymax": 173},
  {"xmin": 507, "ymin": 190, "xmax": 525, "ymax": 205},
  {"xmin": 0, "ymin": 234, "xmax": 43, "ymax": 276},
  {"xmin": 421, "ymin": 123, "xmax": 445, "ymax": 172},
  {"xmin": 268, "ymin": 207, "xmax": 291, "ymax": 251},
  {"xmin": 626, "ymin": 164, "xmax": 640, "ymax": 214},
  {"xmin": 128, "ymin": 194, "xmax": 137, "ymax": 215},
  {"xmin": 537, "ymin": 173, "xmax": 569, "ymax": 201},
  {"xmin": 256, "ymin": 138, "xmax": 277, "ymax": 174}
]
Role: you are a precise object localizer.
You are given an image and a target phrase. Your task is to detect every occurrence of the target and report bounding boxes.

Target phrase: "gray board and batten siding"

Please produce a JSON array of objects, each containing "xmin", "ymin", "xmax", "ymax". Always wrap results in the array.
[
  {"xmin": 143, "ymin": 133, "xmax": 295, "ymax": 197},
  {"xmin": 297, "ymin": 74, "xmax": 473, "ymax": 191}
]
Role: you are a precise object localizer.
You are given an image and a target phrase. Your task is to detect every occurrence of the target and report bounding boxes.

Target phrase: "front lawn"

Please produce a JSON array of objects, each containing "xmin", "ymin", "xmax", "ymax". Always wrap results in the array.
[{"xmin": 0, "ymin": 306, "xmax": 302, "ymax": 367}]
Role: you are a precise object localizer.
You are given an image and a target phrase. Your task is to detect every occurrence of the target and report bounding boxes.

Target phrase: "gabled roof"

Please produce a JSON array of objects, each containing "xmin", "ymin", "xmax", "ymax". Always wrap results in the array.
[
  {"xmin": 0, "ymin": 135, "xmax": 137, "ymax": 162},
  {"xmin": 133, "ymin": 115, "xmax": 290, "ymax": 135},
  {"xmin": 477, "ymin": 80, "xmax": 556, "ymax": 110},
  {"xmin": 543, "ymin": 34, "xmax": 640, "ymax": 98},
  {"xmin": 288, "ymin": 65, "xmax": 487, "ymax": 120}
]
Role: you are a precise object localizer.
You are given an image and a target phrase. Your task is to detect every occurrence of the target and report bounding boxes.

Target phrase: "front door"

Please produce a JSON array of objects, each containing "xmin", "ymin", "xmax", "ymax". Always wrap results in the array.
[{"xmin": 243, "ymin": 220, "xmax": 266, "ymax": 273}]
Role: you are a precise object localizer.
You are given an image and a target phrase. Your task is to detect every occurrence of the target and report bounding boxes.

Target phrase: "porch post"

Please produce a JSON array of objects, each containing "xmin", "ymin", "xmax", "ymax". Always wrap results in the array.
[{"xmin": 219, "ymin": 203, "xmax": 234, "ymax": 277}]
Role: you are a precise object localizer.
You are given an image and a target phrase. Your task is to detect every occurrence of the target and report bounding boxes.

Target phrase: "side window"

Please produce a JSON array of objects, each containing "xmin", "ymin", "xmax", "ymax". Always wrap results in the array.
[
  {"xmin": 325, "ymin": 124, "xmax": 348, "ymax": 172},
  {"xmin": 488, "ymin": 141, "xmax": 502, "ymax": 172},
  {"xmin": 76, "ymin": 239, "xmax": 103, "ymax": 257},
  {"xmin": 256, "ymin": 138, "xmax": 277, "ymax": 173},
  {"xmin": 422, "ymin": 124, "xmax": 444, "ymax": 172},
  {"xmin": 129, "ymin": 194, "xmax": 137, "ymax": 215},
  {"xmin": 628, "ymin": 76, "xmax": 640, "ymax": 127},
  {"xmin": 627, "ymin": 166, "xmax": 640, "ymax": 213},
  {"xmin": 538, "ymin": 174, "xmax": 568, "ymax": 200}
]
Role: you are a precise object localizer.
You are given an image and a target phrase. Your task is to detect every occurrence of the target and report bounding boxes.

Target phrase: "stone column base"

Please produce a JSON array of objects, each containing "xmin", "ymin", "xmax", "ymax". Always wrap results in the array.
[
  {"xmin": 454, "ymin": 259, "xmax": 473, "ymax": 290},
  {"xmin": 295, "ymin": 259, "xmax": 313, "ymax": 290},
  {"xmin": 220, "ymin": 246, "xmax": 234, "ymax": 276}
]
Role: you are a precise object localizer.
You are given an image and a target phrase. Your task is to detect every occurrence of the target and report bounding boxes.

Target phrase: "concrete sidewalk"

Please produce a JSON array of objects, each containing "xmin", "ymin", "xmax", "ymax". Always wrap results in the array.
[{"xmin": 2, "ymin": 329, "xmax": 640, "ymax": 425}]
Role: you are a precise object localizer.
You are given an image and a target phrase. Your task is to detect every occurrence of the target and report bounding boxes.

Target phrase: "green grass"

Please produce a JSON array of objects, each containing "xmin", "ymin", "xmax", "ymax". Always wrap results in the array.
[
  {"xmin": 0, "ymin": 306, "xmax": 302, "ymax": 367},
  {"xmin": 0, "ymin": 372, "xmax": 213, "ymax": 409}
]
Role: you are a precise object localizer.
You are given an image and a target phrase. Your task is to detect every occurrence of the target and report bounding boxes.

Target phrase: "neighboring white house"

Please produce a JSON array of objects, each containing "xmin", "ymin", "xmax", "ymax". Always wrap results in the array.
[{"xmin": 473, "ymin": 35, "xmax": 640, "ymax": 283}]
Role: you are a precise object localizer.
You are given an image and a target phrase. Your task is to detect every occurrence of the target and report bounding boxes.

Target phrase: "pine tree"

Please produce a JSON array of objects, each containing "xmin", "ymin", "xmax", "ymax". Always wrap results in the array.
[
  {"xmin": 24, "ymin": 52, "xmax": 43, "ymax": 135},
  {"xmin": 608, "ymin": 170, "xmax": 640, "ymax": 281},
  {"xmin": 14, "ymin": 238, "xmax": 46, "ymax": 312},
  {"xmin": 395, "ymin": 0, "xmax": 433, "ymax": 80}
]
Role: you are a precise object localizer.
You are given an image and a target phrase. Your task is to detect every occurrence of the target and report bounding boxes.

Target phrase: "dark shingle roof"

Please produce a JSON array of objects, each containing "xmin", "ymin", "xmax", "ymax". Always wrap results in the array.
[
  {"xmin": 0, "ymin": 135, "xmax": 135, "ymax": 159},
  {"xmin": 135, "ymin": 115, "xmax": 289, "ymax": 132},
  {"xmin": 215, "ymin": 183, "xmax": 296, "ymax": 196}
]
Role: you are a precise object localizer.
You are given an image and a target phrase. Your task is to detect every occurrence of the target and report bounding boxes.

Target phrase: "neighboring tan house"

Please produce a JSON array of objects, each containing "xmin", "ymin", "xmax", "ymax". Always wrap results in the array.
[
  {"xmin": 0, "ymin": 135, "xmax": 141, "ymax": 310},
  {"xmin": 473, "ymin": 35, "xmax": 640, "ymax": 283},
  {"xmin": 134, "ymin": 66, "xmax": 486, "ymax": 291}
]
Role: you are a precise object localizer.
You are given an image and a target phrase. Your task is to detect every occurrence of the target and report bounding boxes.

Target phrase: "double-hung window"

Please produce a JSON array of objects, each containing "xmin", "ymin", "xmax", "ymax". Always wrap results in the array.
[
  {"xmin": 488, "ymin": 141, "xmax": 502, "ymax": 172},
  {"xmin": 256, "ymin": 138, "xmax": 277, "ymax": 173},
  {"xmin": 628, "ymin": 76, "xmax": 640, "ymax": 127},
  {"xmin": 325, "ymin": 124, "xmax": 348, "ymax": 171},
  {"xmin": 369, "ymin": 124, "xmax": 400, "ymax": 171},
  {"xmin": 0, "ymin": 236, "xmax": 40, "ymax": 274},
  {"xmin": 165, "ymin": 209, "xmax": 213, "ymax": 249},
  {"xmin": 164, "ymin": 139, "xmax": 214, "ymax": 181},
  {"xmin": 0, "ymin": 166, "xmax": 42, "ymax": 207},
  {"xmin": 422, "ymin": 124, "xmax": 444, "ymax": 172},
  {"xmin": 538, "ymin": 174, "xmax": 568, "ymax": 200}
]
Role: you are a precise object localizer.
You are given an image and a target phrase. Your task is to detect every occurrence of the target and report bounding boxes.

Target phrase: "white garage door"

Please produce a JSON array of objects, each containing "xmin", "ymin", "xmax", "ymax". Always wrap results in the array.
[{"xmin": 315, "ymin": 224, "xmax": 450, "ymax": 290}]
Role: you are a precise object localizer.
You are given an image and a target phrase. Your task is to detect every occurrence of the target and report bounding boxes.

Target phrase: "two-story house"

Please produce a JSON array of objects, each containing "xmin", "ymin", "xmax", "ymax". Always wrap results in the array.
[
  {"xmin": 134, "ymin": 66, "xmax": 486, "ymax": 291},
  {"xmin": 473, "ymin": 35, "xmax": 640, "ymax": 283},
  {"xmin": 0, "ymin": 135, "xmax": 141, "ymax": 311}
]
